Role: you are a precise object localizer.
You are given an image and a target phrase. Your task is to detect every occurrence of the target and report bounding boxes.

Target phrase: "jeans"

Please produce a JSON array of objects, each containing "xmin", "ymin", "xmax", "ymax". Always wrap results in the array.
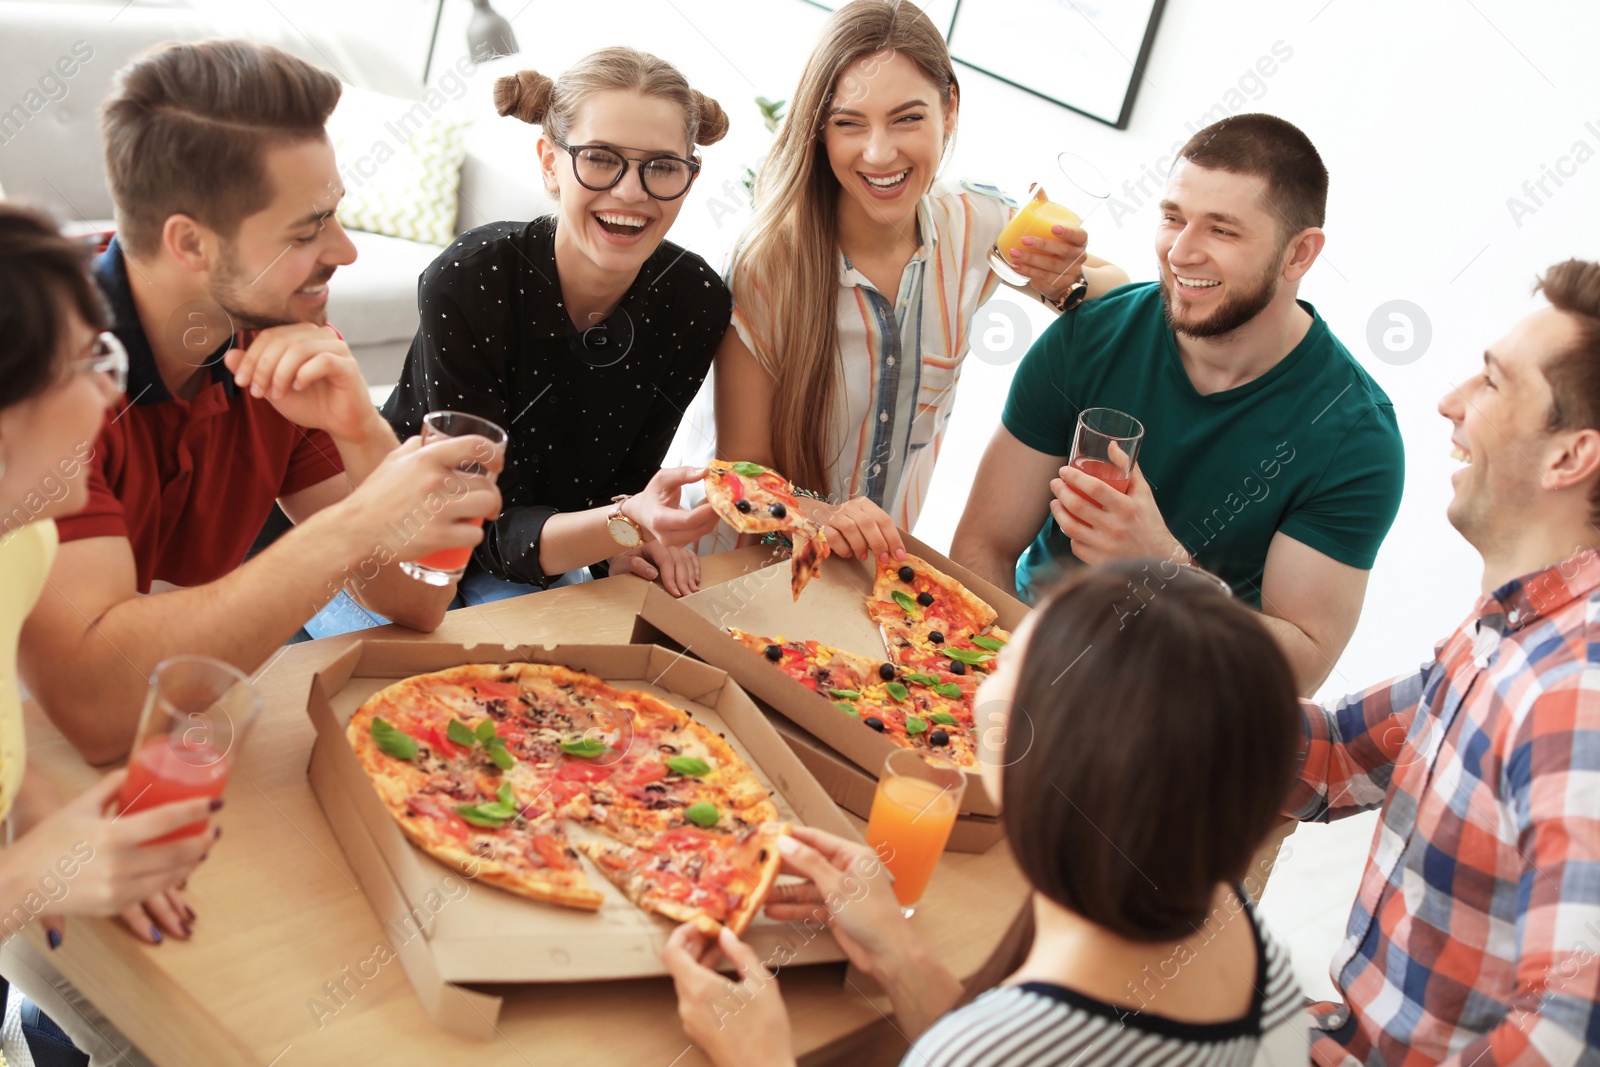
[{"xmin": 299, "ymin": 563, "xmax": 592, "ymax": 640}]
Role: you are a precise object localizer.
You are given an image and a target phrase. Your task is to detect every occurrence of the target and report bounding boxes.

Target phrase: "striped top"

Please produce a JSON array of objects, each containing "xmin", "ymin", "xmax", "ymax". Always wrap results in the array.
[
  {"xmin": 1288, "ymin": 548, "xmax": 1600, "ymax": 1066},
  {"xmin": 905, "ymin": 901, "xmax": 1306, "ymax": 1067},
  {"xmin": 680, "ymin": 181, "xmax": 1007, "ymax": 546}
]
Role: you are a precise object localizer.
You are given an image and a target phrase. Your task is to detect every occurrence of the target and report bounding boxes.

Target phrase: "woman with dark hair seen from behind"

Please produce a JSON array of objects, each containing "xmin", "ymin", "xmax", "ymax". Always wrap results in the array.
[
  {"xmin": 0, "ymin": 202, "xmax": 222, "ymax": 1066},
  {"xmin": 663, "ymin": 561, "xmax": 1308, "ymax": 1066}
]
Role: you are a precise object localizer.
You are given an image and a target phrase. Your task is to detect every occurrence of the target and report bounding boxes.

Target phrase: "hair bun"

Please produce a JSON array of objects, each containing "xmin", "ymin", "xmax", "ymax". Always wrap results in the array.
[
  {"xmin": 691, "ymin": 89, "xmax": 730, "ymax": 147},
  {"xmin": 494, "ymin": 70, "xmax": 553, "ymax": 125}
]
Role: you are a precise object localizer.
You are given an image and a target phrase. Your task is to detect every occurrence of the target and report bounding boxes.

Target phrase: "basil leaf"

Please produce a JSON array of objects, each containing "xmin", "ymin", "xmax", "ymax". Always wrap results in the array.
[
  {"xmin": 905, "ymin": 716, "xmax": 929, "ymax": 735},
  {"xmin": 884, "ymin": 681, "xmax": 909, "ymax": 702},
  {"xmin": 834, "ymin": 702, "xmax": 860, "ymax": 717},
  {"xmin": 371, "ymin": 718, "xmax": 418, "ymax": 761},
  {"xmin": 930, "ymin": 711, "xmax": 960, "ymax": 726},
  {"xmin": 454, "ymin": 804, "xmax": 506, "ymax": 829},
  {"xmin": 447, "ymin": 719, "xmax": 476, "ymax": 747},
  {"xmin": 891, "ymin": 590, "xmax": 920, "ymax": 615},
  {"xmin": 943, "ymin": 648, "xmax": 996, "ymax": 665},
  {"xmin": 971, "ymin": 635, "xmax": 1006, "ymax": 652},
  {"xmin": 497, "ymin": 782, "xmax": 516, "ymax": 807},
  {"xmin": 684, "ymin": 802, "xmax": 720, "ymax": 828},
  {"xmin": 828, "ymin": 688, "xmax": 861, "ymax": 700},
  {"xmin": 904, "ymin": 671, "xmax": 941, "ymax": 686},
  {"xmin": 477, "ymin": 800, "xmax": 516, "ymax": 820},
  {"xmin": 561, "ymin": 737, "xmax": 608, "ymax": 758},
  {"xmin": 475, "ymin": 719, "xmax": 498, "ymax": 743},
  {"xmin": 489, "ymin": 745, "xmax": 516, "ymax": 771},
  {"xmin": 666, "ymin": 756, "xmax": 712, "ymax": 777},
  {"xmin": 731, "ymin": 461, "xmax": 768, "ymax": 476},
  {"xmin": 933, "ymin": 683, "xmax": 964, "ymax": 699}
]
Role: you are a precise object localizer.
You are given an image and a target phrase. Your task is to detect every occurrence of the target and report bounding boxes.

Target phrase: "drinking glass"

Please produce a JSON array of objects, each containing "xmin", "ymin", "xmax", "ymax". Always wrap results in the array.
[
  {"xmin": 864, "ymin": 750, "xmax": 966, "ymax": 917},
  {"xmin": 988, "ymin": 152, "xmax": 1111, "ymax": 286},
  {"xmin": 1068, "ymin": 407, "xmax": 1144, "ymax": 503},
  {"xmin": 117, "ymin": 656, "xmax": 261, "ymax": 844},
  {"xmin": 399, "ymin": 410, "xmax": 509, "ymax": 586}
]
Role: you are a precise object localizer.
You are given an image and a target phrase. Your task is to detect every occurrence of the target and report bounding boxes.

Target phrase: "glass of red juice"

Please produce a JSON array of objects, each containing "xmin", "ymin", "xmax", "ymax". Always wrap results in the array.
[
  {"xmin": 117, "ymin": 656, "xmax": 261, "ymax": 844},
  {"xmin": 1067, "ymin": 407, "xmax": 1144, "ymax": 505},
  {"xmin": 399, "ymin": 410, "xmax": 509, "ymax": 586}
]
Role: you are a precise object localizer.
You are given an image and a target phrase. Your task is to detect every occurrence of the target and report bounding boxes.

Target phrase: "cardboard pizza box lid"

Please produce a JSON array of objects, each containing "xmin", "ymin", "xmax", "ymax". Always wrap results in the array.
[
  {"xmin": 304, "ymin": 639, "xmax": 854, "ymax": 1014},
  {"xmin": 634, "ymin": 532, "xmax": 1028, "ymax": 819}
]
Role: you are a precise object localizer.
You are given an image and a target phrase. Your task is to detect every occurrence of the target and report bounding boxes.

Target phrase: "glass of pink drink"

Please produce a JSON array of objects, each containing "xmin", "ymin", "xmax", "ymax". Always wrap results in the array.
[
  {"xmin": 1068, "ymin": 407, "xmax": 1144, "ymax": 504},
  {"xmin": 117, "ymin": 656, "xmax": 261, "ymax": 844},
  {"xmin": 399, "ymin": 410, "xmax": 509, "ymax": 586}
]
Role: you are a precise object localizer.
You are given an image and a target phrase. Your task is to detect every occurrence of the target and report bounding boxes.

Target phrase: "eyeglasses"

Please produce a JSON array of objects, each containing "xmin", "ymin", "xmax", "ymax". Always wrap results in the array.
[
  {"xmin": 552, "ymin": 138, "xmax": 701, "ymax": 201},
  {"xmin": 64, "ymin": 331, "xmax": 128, "ymax": 395}
]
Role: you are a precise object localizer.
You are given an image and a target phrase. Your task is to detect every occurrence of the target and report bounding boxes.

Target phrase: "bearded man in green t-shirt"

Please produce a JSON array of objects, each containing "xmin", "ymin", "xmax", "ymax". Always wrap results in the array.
[{"xmin": 953, "ymin": 114, "xmax": 1404, "ymax": 694}]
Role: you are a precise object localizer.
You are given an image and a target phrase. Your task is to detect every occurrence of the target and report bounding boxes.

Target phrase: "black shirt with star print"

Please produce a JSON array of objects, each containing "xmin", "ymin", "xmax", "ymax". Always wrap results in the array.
[{"xmin": 381, "ymin": 216, "xmax": 731, "ymax": 586}]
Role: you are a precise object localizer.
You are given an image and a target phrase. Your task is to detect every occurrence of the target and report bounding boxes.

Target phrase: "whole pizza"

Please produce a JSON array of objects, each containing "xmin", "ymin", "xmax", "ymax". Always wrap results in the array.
[{"xmin": 347, "ymin": 662, "xmax": 787, "ymax": 935}]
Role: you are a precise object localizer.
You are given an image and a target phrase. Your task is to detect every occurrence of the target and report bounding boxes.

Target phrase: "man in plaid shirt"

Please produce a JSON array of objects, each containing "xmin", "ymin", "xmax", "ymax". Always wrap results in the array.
[{"xmin": 1289, "ymin": 259, "xmax": 1600, "ymax": 1065}]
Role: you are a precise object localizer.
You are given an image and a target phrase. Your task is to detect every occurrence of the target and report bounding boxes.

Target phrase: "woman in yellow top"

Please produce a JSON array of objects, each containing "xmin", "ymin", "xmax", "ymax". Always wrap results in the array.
[{"xmin": 0, "ymin": 203, "xmax": 216, "ymax": 952}]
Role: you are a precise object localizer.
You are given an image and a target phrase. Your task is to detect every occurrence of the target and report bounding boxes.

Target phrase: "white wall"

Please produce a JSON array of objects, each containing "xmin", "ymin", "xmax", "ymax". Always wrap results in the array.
[{"xmin": 229, "ymin": 0, "xmax": 1600, "ymax": 700}]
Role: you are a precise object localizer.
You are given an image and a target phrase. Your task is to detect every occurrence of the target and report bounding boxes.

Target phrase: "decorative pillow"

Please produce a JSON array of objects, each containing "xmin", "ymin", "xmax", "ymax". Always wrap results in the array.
[{"xmin": 327, "ymin": 84, "xmax": 470, "ymax": 247}]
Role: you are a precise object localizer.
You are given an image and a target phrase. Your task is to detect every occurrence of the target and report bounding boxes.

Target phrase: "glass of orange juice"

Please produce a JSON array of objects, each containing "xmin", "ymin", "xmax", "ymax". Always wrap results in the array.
[
  {"xmin": 117, "ymin": 656, "xmax": 261, "ymax": 844},
  {"xmin": 989, "ymin": 153, "xmax": 1111, "ymax": 286},
  {"xmin": 864, "ymin": 749, "xmax": 966, "ymax": 917},
  {"xmin": 399, "ymin": 410, "xmax": 509, "ymax": 586}
]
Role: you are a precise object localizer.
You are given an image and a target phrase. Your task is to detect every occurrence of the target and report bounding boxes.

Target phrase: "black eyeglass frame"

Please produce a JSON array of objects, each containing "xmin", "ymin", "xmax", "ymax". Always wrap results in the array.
[{"xmin": 551, "ymin": 138, "xmax": 702, "ymax": 201}]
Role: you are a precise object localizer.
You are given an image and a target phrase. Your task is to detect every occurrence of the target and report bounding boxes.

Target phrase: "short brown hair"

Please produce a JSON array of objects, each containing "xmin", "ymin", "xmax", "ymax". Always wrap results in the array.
[
  {"xmin": 1178, "ymin": 113, "xmax": 1328, "ymax": 243},
  {"xmin": 1001, "ymin": 562, "xmax": 1301, "ymax": 942},
  {"xmin": 0, "ymin": 203, "xmax": 109, "ymax": 409},
  {"xmin": 101, "ymin": 40, "xmax": 341, "ymax": 258},
  {"xmin": 1535, "ymin": 260, "xmax": 1600, "ymax": 520}
]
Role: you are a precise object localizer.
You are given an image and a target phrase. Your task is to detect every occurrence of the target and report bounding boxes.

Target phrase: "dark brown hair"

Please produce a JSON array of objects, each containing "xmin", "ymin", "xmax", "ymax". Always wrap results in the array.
[
  {"xmin": 1001, "ymin": 562, "xmax": 1301, "ymax": 942},
  {"xmin": 1177, "ymin": 113, "xmax": 1328, "ymax": 244},
  {"xmin": 0, "ymin": 203, "xmax": 110, "ymax": 408},
  {"xmin": 101, "ymin": 39, "xmax": 341, "ymax": 258},
  {"xmin": 1535, "ymin": 260, "xmax": 1600, "ymax": 521}
]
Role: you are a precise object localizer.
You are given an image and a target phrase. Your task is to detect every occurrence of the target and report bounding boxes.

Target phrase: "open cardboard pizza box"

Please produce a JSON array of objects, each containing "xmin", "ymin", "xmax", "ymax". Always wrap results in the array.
[
  {"xmin": 632, "ymin": 531, "xmax": 1031, "ymax": 853},
  {"xmin": 305, "ymin": 640, "xmax": 855, "ymax": 1039}
]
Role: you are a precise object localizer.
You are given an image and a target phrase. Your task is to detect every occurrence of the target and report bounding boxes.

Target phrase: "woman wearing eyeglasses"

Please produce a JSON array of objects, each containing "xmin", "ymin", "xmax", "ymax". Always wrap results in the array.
[
  {"xmin": 0, "ymin": 203, "xmax": 218, "ymax": 1066},
  {"xmin": 379, "ymin": 47, "xmax": 730, "ymax": 605}
]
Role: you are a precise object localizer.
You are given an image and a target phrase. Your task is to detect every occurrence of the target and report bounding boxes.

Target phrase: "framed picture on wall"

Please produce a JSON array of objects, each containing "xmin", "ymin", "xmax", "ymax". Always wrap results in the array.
[{"xmin": 946, "ymin": 0, "xmax": 1166, "ymax": 129}]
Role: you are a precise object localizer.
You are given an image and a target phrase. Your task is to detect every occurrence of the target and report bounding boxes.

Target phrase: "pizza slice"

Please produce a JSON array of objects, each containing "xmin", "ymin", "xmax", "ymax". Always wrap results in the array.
[
  {"xmin": 788, "ymin": 516, "xmax": 830, "ymax": 600},
  {"xmin": 703, "ymin": 460, "xmax": 804, "ymax": 534},
  {"xmin": 867, "ymin": 556, "xmax": 1010, "ymax": 675},
  {"xmin": 576, "ymin": 822, "xmax": 788, "ymax": 936}
]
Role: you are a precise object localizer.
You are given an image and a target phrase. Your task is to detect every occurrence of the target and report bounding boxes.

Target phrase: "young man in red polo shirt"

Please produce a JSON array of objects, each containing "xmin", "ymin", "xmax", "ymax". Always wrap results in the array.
[{"xmin": 19, "ymin": 41, "xmax": 501, "ymax": 770}]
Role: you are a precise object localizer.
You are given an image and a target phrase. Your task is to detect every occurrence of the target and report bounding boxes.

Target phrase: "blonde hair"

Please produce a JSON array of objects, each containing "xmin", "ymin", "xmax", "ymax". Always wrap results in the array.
[
  {"xmin": 494, "ymin": 46, "xmax": 729, "ymax": 158},
  {"xmin": 733, "ymin": 0, "xmax": 957, "ymax": 494}
]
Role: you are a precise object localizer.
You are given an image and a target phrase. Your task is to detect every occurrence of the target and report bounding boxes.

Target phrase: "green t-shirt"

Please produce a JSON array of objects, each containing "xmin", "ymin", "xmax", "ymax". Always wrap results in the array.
[{"xmin": 1005, "ymin": 282, "xmax": 1404, "ymax": 606}]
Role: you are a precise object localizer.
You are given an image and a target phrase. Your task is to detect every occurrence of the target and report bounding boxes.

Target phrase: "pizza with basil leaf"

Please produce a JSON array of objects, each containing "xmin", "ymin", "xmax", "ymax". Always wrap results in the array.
[
  {"xmin": 347, "ymin": 662, "xmax": 787, "ymax": 934},
  {"xmin": 703, "ymin": 460, "xmax": 831, "ymax": 600}
]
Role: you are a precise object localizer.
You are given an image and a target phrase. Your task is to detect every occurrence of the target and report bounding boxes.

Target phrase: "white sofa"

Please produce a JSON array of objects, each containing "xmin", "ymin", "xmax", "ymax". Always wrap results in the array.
[{"xmin": 0, "ymin": 2, "xmax": 549, "ymax": 387}]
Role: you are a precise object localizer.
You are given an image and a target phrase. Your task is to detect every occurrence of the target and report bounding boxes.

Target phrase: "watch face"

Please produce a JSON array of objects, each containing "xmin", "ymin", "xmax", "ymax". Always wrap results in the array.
[{"xmin": 608, "ymin": 514, "xmax": 642, "ymax": 547}]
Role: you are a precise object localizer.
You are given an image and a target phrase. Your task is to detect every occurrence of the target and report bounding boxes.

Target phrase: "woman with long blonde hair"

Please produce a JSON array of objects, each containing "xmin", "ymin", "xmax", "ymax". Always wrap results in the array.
[{"xmin": 704, "ymin": 0, "xmax": 1128, "ymax": 560}]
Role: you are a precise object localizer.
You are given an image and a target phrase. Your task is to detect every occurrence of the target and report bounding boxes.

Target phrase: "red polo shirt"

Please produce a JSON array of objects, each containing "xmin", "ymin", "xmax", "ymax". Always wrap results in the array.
[{"xmin": 56, "ymin": 239, "xmax": 345, "ymax": 593}]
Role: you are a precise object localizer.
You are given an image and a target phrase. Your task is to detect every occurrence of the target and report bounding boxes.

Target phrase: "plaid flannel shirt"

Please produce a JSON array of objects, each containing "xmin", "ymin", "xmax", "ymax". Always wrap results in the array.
[{"xmin": 1288, "ymin": 549, "xmax": 1600, "ymax": 1067}]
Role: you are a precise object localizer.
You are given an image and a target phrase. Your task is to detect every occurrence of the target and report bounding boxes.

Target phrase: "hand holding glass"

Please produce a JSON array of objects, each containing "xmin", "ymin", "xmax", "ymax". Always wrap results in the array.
[
  {"xmin": 117, "ymin": 656, "xmax": 261, "ymax": 844},
  {"xmin": 400, "ymin": 410, "xmax": 510, "ymax": 586},
  {"xmin": 1067, "ymin": 407, "xmax": 1144, "ymax": 505},
  {"xmin": 864, "ymin": 750, "xmax": 965, "ymax": 917}
]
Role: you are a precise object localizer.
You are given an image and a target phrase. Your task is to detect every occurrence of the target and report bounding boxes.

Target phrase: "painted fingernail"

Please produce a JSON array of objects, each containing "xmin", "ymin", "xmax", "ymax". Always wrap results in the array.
[
  {"xmin": 149, "ymin": 926, "xmax": 163, "ymax": 944},
  {"xmin": 208, "ymin": 798, "xmax": 225, "ymax": 812},
  {"xmin": 1022, "ymin": 236, "xmax": 1034, "ymax": 245},
  {"xmin": 214, "ymin": 825, "xmax": 223, "ymax": 839},
  {"xmin": 47, "ymin": 929, "xmax": 61, "ymax": 950}
]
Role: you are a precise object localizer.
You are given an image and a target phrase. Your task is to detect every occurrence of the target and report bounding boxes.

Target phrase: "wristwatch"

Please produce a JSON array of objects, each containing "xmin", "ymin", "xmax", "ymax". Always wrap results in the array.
[
  {"xmin": 607, "ymin": 495, "xmax": 644, "ymax": 548},
  {"xmin": 1042, "ymin": 272, "xmax": 1089, "ymax": 313}
]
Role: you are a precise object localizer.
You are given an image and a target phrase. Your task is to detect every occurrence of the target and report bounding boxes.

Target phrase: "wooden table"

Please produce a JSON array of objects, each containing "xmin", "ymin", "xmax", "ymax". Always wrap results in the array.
[{"xmin": 23, "ymin": 550, "xmax": 1030, "ymax": 1066}]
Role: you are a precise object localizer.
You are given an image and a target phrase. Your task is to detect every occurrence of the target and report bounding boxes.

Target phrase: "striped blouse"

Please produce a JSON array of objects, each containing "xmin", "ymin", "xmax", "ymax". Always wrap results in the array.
[
  {"xmin": 681, "ymin": 181, "xmax": 1007, "ymax": 545},
  {"xmin": 904, "ymin": 901, "xmax": 1307, "ymax": 1067}
]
